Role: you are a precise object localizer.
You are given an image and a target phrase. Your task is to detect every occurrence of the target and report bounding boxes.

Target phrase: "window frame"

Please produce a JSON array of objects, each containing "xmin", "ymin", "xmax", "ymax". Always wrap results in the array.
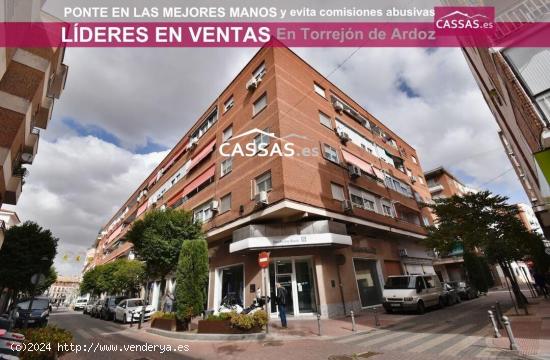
[
  {"xmin": 223, "ymin": 96, "xmax": 235, "ymax": 113},
  {"xmin": 193, "ymin": 200, "xmax": 214, "ymax": 223},
  {"xmin": 222, "ymin": 125, "xmax": 233, "ymax": 142},
  {"xmin": 319, "ymin": 111, "xmax": 332, "ymax": 129},
  {"xmin": 253, "ymin": 62, "xmax": 266, "ymax": 81},
  {"xmin": 220, "ymin": 157, "xmax": 233, "ymax": 177},
  {"xmin": 314, "ymin": 82, "xmax": 326, "ymax": 98},
  {"xmin": 323, "ymin": 143, "xmax": 339, "ymax": 164},
  {"xmin": 330, "ymin": 182, "xmax": 345, "ymax": 201},
  {"xmin": 220, "ymin": 193, "xmax": 231, "ymax": 213},
  {"xmin": 254, "ymin": 171, "xmax": 272, "ymax": 196},
  {"xmin": 252, "ymin": 93, "xmax": 267, "ymax": 116}
]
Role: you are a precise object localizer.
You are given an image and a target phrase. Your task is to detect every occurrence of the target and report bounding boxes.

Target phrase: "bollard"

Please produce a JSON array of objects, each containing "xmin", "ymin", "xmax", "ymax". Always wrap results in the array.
[
  {"xmin": 350, "ymin": 310, "xmax": 356, "ymax": 332},
  {"xmin": 129, "ymin": 310, "xmax": 133, "ymax": 327},
  {"xmin": 495, "ymin": 302, "xmax": 504, "ymax": 329},
  {"xmin": 138, "ymin": 305, "xmax": 145, "ymax": 330},
  {"xmin": 373, "ymin": 307, "xmax": 380, "ymax": 327},
  {"xmin": 488, "ymin": 310, "xmax": 501, "ymax": 338},
  {"xmin": 502, "ymin": 316, "xmax": 519, "ymax": 351},
  {"xmin": 317, "ymin": 313, "xmax": 321, "ymax": 336}
]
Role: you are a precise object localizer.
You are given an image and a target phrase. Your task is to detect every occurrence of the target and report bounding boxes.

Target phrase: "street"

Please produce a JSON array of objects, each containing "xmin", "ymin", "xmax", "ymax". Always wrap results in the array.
[{"xmin": 49, "ymin": 290, "xmax": 527, "ymax": 360}]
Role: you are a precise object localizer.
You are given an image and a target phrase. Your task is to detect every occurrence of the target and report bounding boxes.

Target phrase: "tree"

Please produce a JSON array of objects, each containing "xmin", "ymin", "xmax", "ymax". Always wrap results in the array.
[
  {"xmin": 0, "ymin": 222, "xmax": 58, "ymax": 296},
  {"xmin": 423, "ymin": 191, "xmax": 547, "ymax": 311},
  {"xmin": 80, "ymin": 260, "xmax": 145, "ymax": 297},
  {"xmin": 126, "ymin": 208, "xmax": 202, "ymax": 282},
  {"xmin": 80, "ymin": 267, "xmax": 101, "ymax": 296},
  {"xmin": 175, "ymin": 239, "xmax": 209, "ymax": 330}
]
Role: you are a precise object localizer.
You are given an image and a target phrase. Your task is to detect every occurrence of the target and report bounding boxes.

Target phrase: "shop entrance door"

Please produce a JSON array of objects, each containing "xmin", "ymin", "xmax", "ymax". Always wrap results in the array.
[{"xmin": 269, "ymin": 257, "xmax": 317, "ymax": 317}]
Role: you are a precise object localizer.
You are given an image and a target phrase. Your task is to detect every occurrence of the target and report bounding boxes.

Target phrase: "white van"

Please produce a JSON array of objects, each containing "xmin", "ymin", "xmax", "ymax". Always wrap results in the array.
[{"xmin": 382, "ymin": 275, "xmax": 443, "ymax": 314}]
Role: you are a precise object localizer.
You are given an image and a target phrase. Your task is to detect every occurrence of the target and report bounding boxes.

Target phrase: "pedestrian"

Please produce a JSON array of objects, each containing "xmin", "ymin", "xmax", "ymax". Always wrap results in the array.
[
  {"xmin": 534, "ymin": 271, "xmax": 548, "ymax": 298},
  {"xmin": 275, "ymin": 282, "xmax": 287, "ymax": 328},
  {"xmin": 163, "ymin": 290, "xmax": 174, "ymax": 312}
]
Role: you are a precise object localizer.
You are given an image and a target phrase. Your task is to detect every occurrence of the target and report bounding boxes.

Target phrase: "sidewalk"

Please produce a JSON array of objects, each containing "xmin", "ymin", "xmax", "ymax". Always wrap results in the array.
[{"xmin": 488, "ymin": 297, "xmax": 550, "ymax": 359}]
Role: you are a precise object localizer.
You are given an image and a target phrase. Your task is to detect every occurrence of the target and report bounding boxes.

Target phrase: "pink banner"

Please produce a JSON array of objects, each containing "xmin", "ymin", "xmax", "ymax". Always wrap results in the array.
[{"xmin": 0, "ymin": 21, "xmax": 549, "ymax": 47}]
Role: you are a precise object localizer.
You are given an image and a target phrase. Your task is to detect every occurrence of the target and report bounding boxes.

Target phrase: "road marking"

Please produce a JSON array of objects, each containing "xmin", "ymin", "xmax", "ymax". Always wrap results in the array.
[
  {"xmin": 407, "ymin": 323, "xmax": 479, "ymax": 353},
  {"xmin": 335, "ymin": 321, "xmax": 426, "ymax": 344},
  {"xmin": 438, "ymin": 326, "xmax": 489, "ymax": 357},
  {"xmin": 379, "ymin": 322, "xmax": 457, "ymax": 351},
  {"xmin": 350, "ymin": 322, "xmax": 436, "ymax": 348}
]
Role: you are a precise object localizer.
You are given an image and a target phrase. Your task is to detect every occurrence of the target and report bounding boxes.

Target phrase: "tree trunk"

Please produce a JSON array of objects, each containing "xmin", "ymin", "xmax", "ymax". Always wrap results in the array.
[{"xmin": 500, "ymin": 261, "xmax": 528, "ymax": 313}]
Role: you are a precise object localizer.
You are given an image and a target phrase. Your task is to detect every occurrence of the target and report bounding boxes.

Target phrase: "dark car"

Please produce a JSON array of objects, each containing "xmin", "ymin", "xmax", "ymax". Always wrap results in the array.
[
  {"xmin": 14, "ymin": 298, "xmax": 50, "ymax": 327},
  {"xmin": 100, "ymin": 296, "xmax": 127, "ymax": 320},
  {"xmin": 441, "ymin": 282, "xmax": 461, "ymax": 306},
  {"xmin": 449, "ymin": 281, "xmax": 479, "ymax": 300},
  {"xmin": 90, "ymin": 299, "xmax": 104, "ymax": 318}
]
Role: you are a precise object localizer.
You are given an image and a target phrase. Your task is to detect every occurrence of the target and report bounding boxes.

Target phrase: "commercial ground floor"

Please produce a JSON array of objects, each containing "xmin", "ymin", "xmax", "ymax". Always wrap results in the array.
[{"xmin": 206, "ymin": 219, "xmax": 434, "ymax": 318}]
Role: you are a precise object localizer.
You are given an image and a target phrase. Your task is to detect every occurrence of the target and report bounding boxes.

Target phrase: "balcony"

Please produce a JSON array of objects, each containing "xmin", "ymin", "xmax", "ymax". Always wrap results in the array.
[
  {"xmin": 428, "ymin": 184, "xmax": 444, "ymax": 193},
  {"xmin": 34, "ymin": 96, "xmax": 53, "ymax": 129},
  {"xmin": 47, "ymin": 64, "xmax": 68, "ymax": 99}
]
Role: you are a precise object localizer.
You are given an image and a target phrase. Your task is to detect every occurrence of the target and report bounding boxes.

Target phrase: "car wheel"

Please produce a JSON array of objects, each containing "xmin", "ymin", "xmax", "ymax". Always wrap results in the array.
[{"xmin": 417, "ymin": 301, "xmax": 425, "ymax": 315}]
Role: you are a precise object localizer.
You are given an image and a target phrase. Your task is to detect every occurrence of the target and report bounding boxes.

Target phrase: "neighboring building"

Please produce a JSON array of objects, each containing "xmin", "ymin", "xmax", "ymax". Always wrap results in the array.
[
  {"xmin": 47, "ymin": 276, "xmax": 80, "ymax": 306},
  {"xmin": 0, "ymin": 0, "xmax": 69, "ymax": 206},
  {"xmin": 0, "ymin": 208, "xmax": 20, "ymax": 249},
  {"xmin": 91, "ymin": 43, "xmax": 435, "ymax": 318},
  {"xmin": 457, "ymin": 1, "xmax": 550, "ymax": 237},
  {"xmin": 81, "ymin": 247, "xmax": 96, "ymax": 275},
  {"xmin": 424, "ymin": 167, "xmax": 477, "ymax": 282}
]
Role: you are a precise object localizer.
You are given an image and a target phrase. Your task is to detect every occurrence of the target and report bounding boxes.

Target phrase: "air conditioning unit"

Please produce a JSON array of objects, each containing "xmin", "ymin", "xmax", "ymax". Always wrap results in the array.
[
  {"xmin": 341, "ymin": 200, "xmax": 353, "ymax": 213},
  {"xmin": 348, "ymin": 165, "xmax": 361, "ymax": 179},
  {"xmin": 256, "ymin": 190, "xmax": 269, "ymax": 205},
  {"xmin": 337, "ymin": 130, "xmax": 350, "ymax": 144},
  {"xmin": 399, "ymin": 248, "xmax": 408, "ymax": 257},
  {"xmin": 246, "ymin": 77, "xmax": 260, "ymax": 91},
  {"xmin": 210, "ymin": 200, "xmax": 220, "ymax": 212},
  {"xmin": 187, "ymin": 139, "xmax": 198, "ymax": 150},
  {"xmin": 21, "ymin": 153, "xmax": 34, "ymax": 164},
  {"xmin": 410, "ymin": 175, "xmax": 418, "ymax": 183},
  {"xmin": 333, "ymin": 101, "xmax": 344, "ymax": 112}
]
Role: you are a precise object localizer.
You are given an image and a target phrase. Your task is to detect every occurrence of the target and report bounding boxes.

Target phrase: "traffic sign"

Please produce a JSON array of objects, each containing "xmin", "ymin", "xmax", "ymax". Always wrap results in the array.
[{"xmin": 258, "ymin": 251, "xmax": 270, "ymax": 268}]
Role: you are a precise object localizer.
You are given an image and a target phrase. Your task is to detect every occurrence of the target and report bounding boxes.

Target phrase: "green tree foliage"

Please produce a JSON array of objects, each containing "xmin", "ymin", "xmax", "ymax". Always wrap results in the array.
[
  {"xmin": 0, "ymin": 222, "xmax": 57, "ymax": 294},
  {"xmin": 463, "ymin": 252, "xmax": 494, "ymax": 293},
  {"xmin": 80, "ymin": 260, "xmax": 145, "ymax": 296},
  {"xmin": 126, "ymin": 209, "xmax": 202, "ymax": 280},
  {"xmin": 424, "ymin": 191, "xmax": 548, "ymax": 308},
  {"xmin": 175, "ymin": 239, "xmax": 209, "ymax": 330}
]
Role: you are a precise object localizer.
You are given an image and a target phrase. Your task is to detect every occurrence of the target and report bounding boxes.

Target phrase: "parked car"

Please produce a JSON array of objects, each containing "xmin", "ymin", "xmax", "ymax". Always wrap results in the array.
[
  {"xmin": 83, "ymin": 300, "xmax": 95, "ymax": 315},
  {"xmin": 441, "ymin": 282, "xmax": 461, "ymax": 306},
  {"xmin": 73, "ymin": 297, "xmax": 88, "ymax": 311},
  {"xmin": 383, "ymin": 275, "xmax": 444, "ymax": 314},
  {"xmin": 90, "ymin": 299, "xmax": 105, "ymax": 318},
  {"xmin": 13, "ymin": 297, "xmax": 50, "ymax": 327},
  {"xmin": 100, "ymin": 296, "xmax": 127, "ymax": 320},
  {"xmin": 449, "ymin": 281, "xmax": 479, "ymax": 300},
  {"xmin": 114, "ymin": 299, "xmax": 155, "ymax": 324}
]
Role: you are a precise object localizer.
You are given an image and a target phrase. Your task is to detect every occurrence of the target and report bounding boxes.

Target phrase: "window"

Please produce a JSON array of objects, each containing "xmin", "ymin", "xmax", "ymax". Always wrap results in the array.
[
  {"xmin": 253, "ymin": 62, "xmax": 266, "ymax": 81},
  {"xmin": 193, "ymin": 201, "xmax": 213, "ymax": 223},
  {"xmin": 191, "ymin": 108, "xmax": 218, "ymax": 141},
  {"xmin": 222, "ymin": 125, "xmax": 233, "ymax": 142},
  {"xmin": 349, "ymin": 186, "xmax": 378, "ymax": 212},
  {"xmin": 323, "ymin": 144, "xmax": 339, "ymax": 163},
  {"xmin": 253, "ymin": 93, "xmax": 267, "ymax": 115},
  {"xmin": 411, "ymin": 155, "xmax": 417, "ymax": 164},
  {"xmin": 319, "ymin": 111, "xmax": 332, "ymax": 128},
  {"xmin": 314, "ymin": 83, "xmax": 326, "ymax": 98},
  {"xmin": 221, "ymin": 158, "xmax": 232, "ymax": 177},
  {"xmin": 253, "ymin": 128, "xmax": 270, "ymax": 154},
  {"xmin": 422, "ymin": 216, "xmax": 430, "ymax": 226},
  {"xmin": 381, "ymin": 199, "xmax": 394, "ymax": 217},
  {"xmin": 223, "ymin": 96, "xmax": 234, "ymax": 113},
  {"xmin": 220, "ymin": 193, "xmax": 231, "ymax": 213},
  {"xmin": 254, "ymin": 171, "xmax": 272, "ymax": 195},
  {"xmin": 406, "ymin": 168, "xmax": 412, "ymax": 177},
  {"xmin": 331, "ymin": 183, "xmax": 345, "ymax": 201},
  {"xmin": 418, "ymin": 176, "xmax": 424, "ymax": 184}
]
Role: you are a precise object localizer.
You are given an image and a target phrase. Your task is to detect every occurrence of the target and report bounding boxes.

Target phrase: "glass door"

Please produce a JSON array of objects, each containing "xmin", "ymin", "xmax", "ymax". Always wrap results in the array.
[
  {"xmin": 353, "ymin": 259, "xmax": 383, "ymax": 307},
  {"xmin": 295, "ymin": 259, "xmax": 316, "ymax": 314}
]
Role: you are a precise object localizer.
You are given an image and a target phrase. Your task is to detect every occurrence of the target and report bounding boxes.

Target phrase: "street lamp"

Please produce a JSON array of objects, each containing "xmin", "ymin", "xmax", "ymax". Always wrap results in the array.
[{"xmin": 22, "ymin": 256, "xmax": 50, "ymax": 329}]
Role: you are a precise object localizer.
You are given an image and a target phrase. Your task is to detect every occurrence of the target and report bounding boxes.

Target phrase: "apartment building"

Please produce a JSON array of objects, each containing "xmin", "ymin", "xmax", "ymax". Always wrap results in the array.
[
  {"xmin": 455, "ymin": 0, "xmax": 550, "ymax": 237},
  {"xmin": 46, "ymin": 276, "xmax": 80, "ymax": 305},
  {"xmin": 92, "ymin": 43, "xmax": 435, "ymax": 317},
  {"xmin": 424, "ymin": 167, "xmax": 477, "ymax": 282},
  {"xmin": 0, "ymin": 0, "xmax": 68, "ymax": 206},
  {"xmin": 0, "ymin": 208, "xmax": 19, "ymax": 249}
]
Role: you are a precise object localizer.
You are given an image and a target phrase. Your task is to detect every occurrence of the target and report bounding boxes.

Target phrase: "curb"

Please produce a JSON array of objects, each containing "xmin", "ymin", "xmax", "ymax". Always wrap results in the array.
[{"xmin": 146, "ymin": 327, "xmax": 267, "ymax": 341}]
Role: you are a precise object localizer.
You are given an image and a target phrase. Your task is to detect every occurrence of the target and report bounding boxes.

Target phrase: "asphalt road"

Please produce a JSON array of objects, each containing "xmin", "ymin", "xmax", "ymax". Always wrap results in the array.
[{"xmin": 48, "ymin": 290, "xmax": 525, "ymax": 360}]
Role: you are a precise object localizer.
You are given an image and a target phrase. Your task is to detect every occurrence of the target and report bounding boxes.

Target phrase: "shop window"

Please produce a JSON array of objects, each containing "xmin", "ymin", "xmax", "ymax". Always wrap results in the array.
[
  {"xmin": 353, "ymin": 259, "xmax": 383, "ymax": 307},
  {"xmin": 219, "ymin": 264, "xmax": 244, "ymax": 307}
]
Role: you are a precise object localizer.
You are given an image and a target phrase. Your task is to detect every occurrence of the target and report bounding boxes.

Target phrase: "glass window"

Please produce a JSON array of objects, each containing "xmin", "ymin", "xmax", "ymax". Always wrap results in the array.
[
  {"xmin": 319, "ymin": 111, "xmax": 332, "ymax": 128},
  {"xmin": 537, "ymin": 91, "xmax": 550, "ymax": 120},
  {"xmin": 221, "ymin": 158, "xmax": 232, "ymax": 177},
  {"xmin": 220, "ymin": 264, "xmax": 244, "ymax": 306},
  {"xmin": 384, "ymin": 276, "xmax": 415, "ymax": 289},
  {"xmin": 253, "ymin": 93, "xmax": 267, "ymax": 115},
  {"xmin": 253, "ymin": 62, "xmax": 266, "ymax": 81},
  {"xmin": 314, "ymin": 83, "xmax": 326, "ymax": 98},
  {"xmin": 331, "ymin": 183, "xmax": 345, "ymax": 201},
  {"xmin": 323, "ymin": 144, "xmax": 339, "ymax": 163},
  {"xmin": 255, "ymin": 172, "xmax": 272, "ymax": 194},
  {"xmin": 254, "ymin": 129, "xmax": 270, "ymax": 152},
  {"xmin": 504, "ymin": 48, "xmax": 550, "ymax": 96},
  {"xmin": 193, "ymin": 201, "xmax": 213, "ymax": 223},
  {"xmin": 220, "ymin": 193, "xmax": 231, "ymax": 213},
  {"xmin": 353, "ymin": 259, "xmax": 383, "ymax": 307},
  {"xmin": 223, "ymin": 96, "xmax": 234, "ymax": 113},
  {"xmin": 191, "ymin": 108, "xmax": 218, "ymax": 141},
  {"xmin": 349, "ymin": 185, "xmax": 378, "ymax": 212},
  {"xmin": 411, "ymin": 155, "xmax": 417, "ymax": 164},
  {"xmin": 222, "ymin": 125, "xmax": 233, "ymax": 142}
]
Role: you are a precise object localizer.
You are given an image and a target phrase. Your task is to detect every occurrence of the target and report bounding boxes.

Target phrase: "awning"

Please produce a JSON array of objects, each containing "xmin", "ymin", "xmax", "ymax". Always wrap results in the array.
[
  {"xmin": 189, "ymin": 139, "xmax": 216, "ymax": 171},
  {"xmin": 341, "ymin": 150, "xmax": 374, "ymax": 176},
  {"xmin": 168, "ymin": 164, "xmax": 216, "ymax": 206},
  {"xmin": 230, "ymin": 232, "xmax": 352, "ymax": 253},
  {"xmin": 136, "ymin": 201, "xmax": 148, "ymax": 217},
  {"xmin": 164, "ymin": 145, "xmax": 187, "ymax": 171},
  {"xmin": 372, "ymin": 167, "xmax": 385, "ymax": 181},
  {"xmin": 107, "ymin": 225, "xmax": 123, "ymax": 244},
  {"xmin": 147, "ymin": 177, "xmax": 156, "ymax": 189}
]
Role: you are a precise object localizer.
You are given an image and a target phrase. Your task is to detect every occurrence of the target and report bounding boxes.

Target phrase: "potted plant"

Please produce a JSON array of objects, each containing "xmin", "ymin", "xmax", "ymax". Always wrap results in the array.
[
  {"xmin": 197, "ymin": 313, "xmax": 234, "ymax": 334},
  {"xmin": 197, "ymin": 311, "xmax": 268, "ymax": 334},
  {"xmin": 150, "ymin": 311, "xmax": 178, "ymax": 331},
  {"xmin": 17, "ymin": 325, "xmax": 73, "ymax": 360}
]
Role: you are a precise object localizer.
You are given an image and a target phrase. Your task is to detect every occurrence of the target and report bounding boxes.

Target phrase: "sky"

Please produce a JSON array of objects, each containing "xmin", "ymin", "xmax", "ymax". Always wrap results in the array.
[{"xmin": 6, "ymin": 46, "xmax": 527, "ymax": 276}]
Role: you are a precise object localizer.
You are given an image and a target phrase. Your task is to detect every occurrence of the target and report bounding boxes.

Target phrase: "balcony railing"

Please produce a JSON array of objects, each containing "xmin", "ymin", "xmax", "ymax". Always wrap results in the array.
[{"xmin": 428, "ymin": 184, "xmax": 444, "ymax": 193}]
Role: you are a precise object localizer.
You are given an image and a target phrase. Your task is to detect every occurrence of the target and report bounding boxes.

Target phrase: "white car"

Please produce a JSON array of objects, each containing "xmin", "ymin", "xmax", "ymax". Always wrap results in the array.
[
  {"xmin": 114, "ymin": 299, "xmax": 155, "ymax": 324},
  {"xmin": 73, "ymin": 298, "xmax": 88, "ymax": 311},
  {"xmin": 382, "ymin": 275, "xmax": 444, "ymax": 314}
]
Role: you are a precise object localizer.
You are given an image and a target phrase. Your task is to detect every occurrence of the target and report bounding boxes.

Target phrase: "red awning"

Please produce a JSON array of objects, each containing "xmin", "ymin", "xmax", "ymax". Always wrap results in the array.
[
  {"xmin": 164, "ymin": 145, "xmax": 187, "ymax": 171},
  {"xmin": 136, "ymin": 201, "xmax": 148, "ymax": 217},
  {"xmin": 372, "ymin": 167, "xmax": 385, "ymax": 181},
  {"xmin": 189, "ymin": 139, "xmax": 216, "ymax": 171},
  {"xmin": 342, "ymin": 150, "xmax": 374, "ymax": 176},
  {"xmin": 168, "ymin": 164, "xmax": 216, "ymax": 206},
  {"xmin": 107, "ymin": 225, "xmax": 123, "ymax": 244},
  {"xmin": 147, "ymin": 177, "xmax": 156, "ymax": 189}
]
